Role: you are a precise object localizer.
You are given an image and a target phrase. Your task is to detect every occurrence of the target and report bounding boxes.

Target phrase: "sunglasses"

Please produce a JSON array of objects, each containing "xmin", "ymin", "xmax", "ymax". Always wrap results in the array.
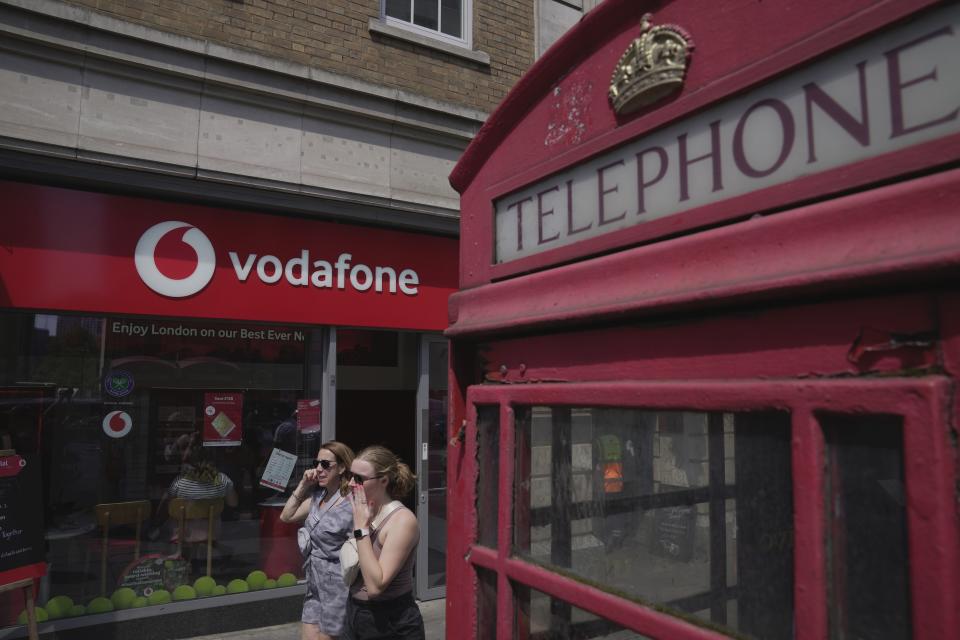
[
  {"xmin": 315, "ymin": 459, "xmax": 336, "ymax": 470},
  {"xmin": 348, "ymin": 472, "xmax": 383, "ymax": 484}
]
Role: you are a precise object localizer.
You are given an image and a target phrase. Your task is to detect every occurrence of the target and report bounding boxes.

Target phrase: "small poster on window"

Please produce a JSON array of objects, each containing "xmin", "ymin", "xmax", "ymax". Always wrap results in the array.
[
  {"xmin": 202, "ymin": 392, "xmax": 243, "ymax": 447},
  {"xmin": 260, "ymin": 448, "xmax": 298, "ymax": 491},
  {"xmin": 297, "ymin": 399, "xmax": 321, "ymax": 434}
]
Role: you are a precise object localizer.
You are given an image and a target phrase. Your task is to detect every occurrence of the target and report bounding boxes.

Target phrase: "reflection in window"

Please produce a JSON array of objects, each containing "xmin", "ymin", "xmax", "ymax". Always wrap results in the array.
[
  {"xmin": 477, "ymin": 567, "xmax": 497, "ymax": 640},
  {"xmin": 477, "ymin": 405, "xmax": 499, "ymax": 548},
  {"xmin": 514, "ymin": 408, "xmax": 793, "ymax": 639},
  {"xmin": 515, "ymin": 583, "xmax": 653, "ymax": 640},
  {"xmin": 0, "ymin": 310, "xmax": 323, "ymax": 628},
  {"xmin": 823, "ymin": 414, "xmax": 911, "ymax": 640},
  {"xmin": 384, "ymin": 0, "xmax": 468, "ymax": 42}
]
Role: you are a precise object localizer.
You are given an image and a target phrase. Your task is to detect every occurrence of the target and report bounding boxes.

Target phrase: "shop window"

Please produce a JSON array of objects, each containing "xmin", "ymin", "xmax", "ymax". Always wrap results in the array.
[
  {"xmin": 513, "ymin": 407, "xmax": 793, "ymax": 639},
  {"xmin": 514, "ymin": 583, "xmax": 653, "ymax": 639},
  {"xmin": 822, "ymin": 414, "xmax": 911, "ymax": 640},
  {"xmin": 0, "ymin": 310, "xmax": 326, "ymax": 629},
  {"xmin": 476, "ymin": 405, "xmax": 500, "ymax": 548},
  {"xmin": 383, "ymin": 0, "xmax": 471, "ymax": 46},
  {"xmin": 477, "ymin": 566, "xmax": 498, "ymax": 640}
]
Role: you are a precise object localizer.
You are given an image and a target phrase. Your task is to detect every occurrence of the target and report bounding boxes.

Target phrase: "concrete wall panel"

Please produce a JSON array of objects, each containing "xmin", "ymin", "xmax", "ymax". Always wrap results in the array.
[
  {"xmin": 301, "ymin": 115, "xmax": 391, "ymax": 198},
  {"xmin": 79, "ymin": 68, "xmax": 202, "ymax": 166},
  {"xmin": 0, "ymin": 48, "xmax": 81, "ymax": 148},
  {"xmin": 198, "ymin": 94, "xmax": 303, "ymax": 183},
  {"xmin": 389, "ymin": 135, "xmax": 461, "ymax": 209}
]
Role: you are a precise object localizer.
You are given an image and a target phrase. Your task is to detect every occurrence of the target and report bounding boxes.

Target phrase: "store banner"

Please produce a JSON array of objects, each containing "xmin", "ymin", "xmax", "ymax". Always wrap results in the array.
[
  {"xmin": 202, "ymin": 392, "xmax": 243, "ymax": 447},
  {"xmin": 0, "ymin": 181, "xmax": 457, "ymax": 331}
]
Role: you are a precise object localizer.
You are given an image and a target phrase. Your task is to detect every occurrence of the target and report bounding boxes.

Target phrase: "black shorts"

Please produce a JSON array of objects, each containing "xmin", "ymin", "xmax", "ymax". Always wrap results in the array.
[{"xmin": 343, "ymin": 592, "xmax": 425, "ymax": 640}]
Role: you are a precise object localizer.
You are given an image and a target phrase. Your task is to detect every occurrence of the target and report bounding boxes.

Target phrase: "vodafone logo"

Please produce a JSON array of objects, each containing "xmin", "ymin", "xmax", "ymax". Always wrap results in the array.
[
  {"xmin": 135, "ymin": 221, "xmax": 216, "ymax": 298},
  {"xmin": 133, "ymin": 220, "xmax": 421, "ymax": 298},
  {"xmin": 103, "ymin": 411, "xmax": 133, "ymax": 438}
]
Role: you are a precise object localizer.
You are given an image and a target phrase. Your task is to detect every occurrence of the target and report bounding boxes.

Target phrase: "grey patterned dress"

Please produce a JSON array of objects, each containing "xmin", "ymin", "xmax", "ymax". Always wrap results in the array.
[{"xmin": 301, "ymin": 489, "xmax": 354, "ymax": 633}]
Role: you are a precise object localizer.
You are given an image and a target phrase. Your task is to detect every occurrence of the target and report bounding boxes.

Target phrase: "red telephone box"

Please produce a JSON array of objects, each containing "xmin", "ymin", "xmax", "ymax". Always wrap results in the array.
[{"xmin": 445, "ymin": 1, "xmax": 959, "ymax": 638}]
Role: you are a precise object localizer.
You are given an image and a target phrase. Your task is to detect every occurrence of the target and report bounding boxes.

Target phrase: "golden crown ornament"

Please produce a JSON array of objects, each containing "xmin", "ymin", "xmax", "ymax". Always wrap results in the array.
[{"xmin": 609, "ymin": 13, "xmax": 694, "ymax": 115}]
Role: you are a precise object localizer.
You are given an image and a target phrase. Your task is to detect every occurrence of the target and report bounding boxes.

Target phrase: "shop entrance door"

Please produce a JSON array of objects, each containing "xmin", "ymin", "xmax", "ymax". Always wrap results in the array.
[{"xmin": 415, "ymin": 335, "xmax": 448, "ymax": 600}]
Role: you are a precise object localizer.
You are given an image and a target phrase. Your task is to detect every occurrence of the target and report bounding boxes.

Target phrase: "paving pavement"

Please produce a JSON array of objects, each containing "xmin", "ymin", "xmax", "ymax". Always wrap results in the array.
[{"xmin": 186, "ymin": 597, "xmax": 445, "ymax": 640}]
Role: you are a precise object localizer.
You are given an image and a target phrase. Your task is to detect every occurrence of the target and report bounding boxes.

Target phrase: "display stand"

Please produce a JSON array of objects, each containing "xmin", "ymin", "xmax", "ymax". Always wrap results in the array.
[{"xmin": 0, "ymin": 579, "xmax": 38, "ymax": 640}]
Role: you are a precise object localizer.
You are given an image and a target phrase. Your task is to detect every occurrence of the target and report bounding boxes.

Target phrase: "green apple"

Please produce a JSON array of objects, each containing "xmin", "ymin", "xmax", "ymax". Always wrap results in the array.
[
  {"xmin": 246, "ymin": 570, "xmax": 267, "ymax": 590},
  {"xmin": 276, "ymin": 573, "xmax": 297, "ymax": 588},
  {"xmin": 226, "ymin": 579, "xmax": 249, "ymax": 594},
  {"xmin": 111, "ymin": 587, "xmax": 137, "ymax": 610}
]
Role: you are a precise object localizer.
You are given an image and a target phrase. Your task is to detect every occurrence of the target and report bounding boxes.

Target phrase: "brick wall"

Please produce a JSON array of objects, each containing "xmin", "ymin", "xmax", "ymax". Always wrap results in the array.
[{"xmin": 61, "ymin": 0, "xmax": 534, "ymax": 113}]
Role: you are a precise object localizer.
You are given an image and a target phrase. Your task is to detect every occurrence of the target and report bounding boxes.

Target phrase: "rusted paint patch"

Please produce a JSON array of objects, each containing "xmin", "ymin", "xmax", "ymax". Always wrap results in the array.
[{"xmin": 545, "ymin": 79, "xmax": 593, "ymax": 147}]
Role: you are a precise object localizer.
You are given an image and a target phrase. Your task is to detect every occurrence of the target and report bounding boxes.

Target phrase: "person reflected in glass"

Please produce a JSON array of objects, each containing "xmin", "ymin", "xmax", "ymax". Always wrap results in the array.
[
  {"xmin": 158, "ymin": 433, "xmax": 239, "ymax": 542},
  {"xmin": 344, "ymin": 446, "xmax": 424, "ymax": 640},
  {"xmin": 281, "ymin": 441, "xmax": 355, "ymax": 640}
]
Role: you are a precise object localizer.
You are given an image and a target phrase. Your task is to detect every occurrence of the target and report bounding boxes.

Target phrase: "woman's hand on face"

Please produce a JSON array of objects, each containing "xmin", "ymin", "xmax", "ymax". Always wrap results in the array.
[
  {"xmin": 350, "ymin": 484, "xmax": 371, "ymax": 529},
  {"xmin": 301, "ymin": 468, "xmax": 319, "ymax": 487}
]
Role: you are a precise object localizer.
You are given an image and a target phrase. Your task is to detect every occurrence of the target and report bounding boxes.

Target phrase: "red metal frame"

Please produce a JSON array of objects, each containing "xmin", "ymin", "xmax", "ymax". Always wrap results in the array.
[
  {"xmin": 451, "ymin": 0, "xmax": 946, "ymax": 286},
  {"xmin": 446, "ymin": 1, "xmax": 960, "ymax": 638},
  {"xmin": 453, "ymin": 379, "xmax": 956, "ymax": 640},
  {"xmin": 449, "ymin": 168, "xmax": 960, "ymax": 339}
]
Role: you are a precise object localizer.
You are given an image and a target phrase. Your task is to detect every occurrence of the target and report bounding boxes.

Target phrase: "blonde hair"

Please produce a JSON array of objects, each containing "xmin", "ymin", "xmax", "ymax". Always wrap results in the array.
[
  {"xmin": 355, "ymin": 445, "xmax": 416, "ymax": 499},
  {"xmin": 320, "ymin": 440, "xmax": 355, "ymax": 496}
]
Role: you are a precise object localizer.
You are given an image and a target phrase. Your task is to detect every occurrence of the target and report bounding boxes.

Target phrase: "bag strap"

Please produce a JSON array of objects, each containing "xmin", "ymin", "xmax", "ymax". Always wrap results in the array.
[
  {"xmin": 370, "ymin": 500, "xmax": 404, "ymax": 532},
  {"xmin": 305, "ymin": 489, "xmax": 341, "ymax": 536}
]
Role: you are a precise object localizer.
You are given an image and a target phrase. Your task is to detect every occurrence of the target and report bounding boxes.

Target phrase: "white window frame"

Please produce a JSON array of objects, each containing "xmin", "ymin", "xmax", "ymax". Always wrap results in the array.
[{"xmin": 381, "ymin": 0, "xmax": 473, "ymax": 49}]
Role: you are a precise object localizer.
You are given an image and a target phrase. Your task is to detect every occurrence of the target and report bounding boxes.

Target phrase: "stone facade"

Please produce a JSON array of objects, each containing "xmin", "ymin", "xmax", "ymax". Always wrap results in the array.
[
  {"xmin": 0, "ymin": 0, "xmax": 537, "ymax": 232},
  {"xmin": 56, "ymin": 0, "xmax": 533, "ymax": 115}
]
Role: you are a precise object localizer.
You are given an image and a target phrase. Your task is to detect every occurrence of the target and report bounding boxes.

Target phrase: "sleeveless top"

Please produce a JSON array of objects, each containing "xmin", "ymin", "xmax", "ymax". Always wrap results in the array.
[{"xmin": 350, "ymin": 505, "xmax": 418, "ymax": 601}]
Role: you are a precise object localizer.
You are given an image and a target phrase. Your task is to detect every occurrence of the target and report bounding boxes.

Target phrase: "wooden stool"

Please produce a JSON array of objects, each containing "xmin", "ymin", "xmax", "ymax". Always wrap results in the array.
[
  {"xmin": 94, "ymin": 500, "xmax": 151, "ymax": 596},
  {"xmin": 168, "ymin": 498, "xmax": 224, "ymax": 577},
  {"xmin": 0, "ymin": 578, "xmax": 38, "ymax": 640}
]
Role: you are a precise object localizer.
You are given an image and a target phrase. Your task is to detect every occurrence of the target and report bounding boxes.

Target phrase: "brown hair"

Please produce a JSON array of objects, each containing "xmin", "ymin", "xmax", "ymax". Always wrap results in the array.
[
  {"xmin": 181, "ymin": 433, "xmax": 222, "ymax": 485},
  {"xmin": 320, "ymin": 440, "xmax": 355, "ymax": 496},
  {"xmin": 355, "ymin": 445, "xmax": 416, "ymax": 499}
]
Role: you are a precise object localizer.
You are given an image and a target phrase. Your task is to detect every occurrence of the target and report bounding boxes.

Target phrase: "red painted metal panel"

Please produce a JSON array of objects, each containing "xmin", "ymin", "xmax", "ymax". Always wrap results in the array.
[
  {"xmin": 900, "ymin": 385, "xmax": 958, "ymax": 640},
  {"xmin": 449, "ymin": 380, "xmax": 957, "ymax": 640},
  {"xmin": 0, "ymin": 181, "xmax": 457, "ymax": 331},
  {"xmin": 472, "ymin": 292, "xmax": 940, "ymax": 384},
  {"xmin": 448, "ymin": 169, "xmax": 960, "ymax": 339},
  {"xmin": 451, "ymin": 0, "xmax": 944, "ymax": 286},
  {"xmin": 496, "ymin": 404, "xmax": 517, "ymax": 640},
  {"xmin": 791, "ymin": 411, "xmax": 828, "ymax": 640}
]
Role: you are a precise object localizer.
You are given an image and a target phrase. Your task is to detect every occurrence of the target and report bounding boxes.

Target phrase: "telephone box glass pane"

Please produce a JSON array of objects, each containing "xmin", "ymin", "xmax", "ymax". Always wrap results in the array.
[
  {"xmin": 514, "ymin": 407, "xmax": 793, "ymax": 639},
  {"xmin": 477, "ymin": 405, "xmax": 500, "ymax": 547},
  {"xmin": 822, "ymin": 414, "xmax": 911, "ymax": 640},
  {"xmin": 514, "ymin": 583, "xmax": 653, "ymax": 639},
  {"xmin": 477, "ymin": 567, "xmax": 497, "ymax": 640}
]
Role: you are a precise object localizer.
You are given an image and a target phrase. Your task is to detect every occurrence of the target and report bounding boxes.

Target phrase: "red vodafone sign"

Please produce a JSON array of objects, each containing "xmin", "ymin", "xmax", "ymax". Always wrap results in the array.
[{"xmin": 0, "ymin": 181, "xmax": 457, "ymax": 331}]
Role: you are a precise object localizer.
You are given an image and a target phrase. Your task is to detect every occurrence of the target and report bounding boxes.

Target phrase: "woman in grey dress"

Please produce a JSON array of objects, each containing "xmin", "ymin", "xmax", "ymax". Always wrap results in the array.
[{"xmin": 281, "ymin": 441, "xmax": 355, "ymax": 640}]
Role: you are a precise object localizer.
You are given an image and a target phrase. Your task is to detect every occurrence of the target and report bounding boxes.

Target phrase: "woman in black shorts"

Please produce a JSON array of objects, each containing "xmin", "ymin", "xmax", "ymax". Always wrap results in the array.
[{"xmin": 344, "ymin": 445, "xmax": 424, "ymax": 640}]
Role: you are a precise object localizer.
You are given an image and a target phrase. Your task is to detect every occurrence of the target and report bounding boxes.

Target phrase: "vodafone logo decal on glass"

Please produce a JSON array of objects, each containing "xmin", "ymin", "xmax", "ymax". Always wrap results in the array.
[
  {"xmin": 103, "ymin": 411, "xmax": 133, "ymax": 438},
  {"xmin": 135, "ymin": 221, "xmax": 216, "ymax": 298},
  {"xmin": 134, "ymin": 220, "xmax": 421, "ymax": 298}
]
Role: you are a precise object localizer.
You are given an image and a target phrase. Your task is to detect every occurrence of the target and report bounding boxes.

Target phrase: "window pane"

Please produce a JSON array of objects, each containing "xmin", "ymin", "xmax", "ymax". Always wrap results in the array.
[
  {"xmin": 440, "ymin": 0, "xmax": 462, "ymax": 38},
  {"xmin": 0, "ymin": 310, "xmax": 318, "ymax": 628},
  {"xmin": 823, "ymin": 414, "xmax": 911, "ymax": 640},
  {"xmin": 385, "ymin": 0, "xmax": 411, "ymax": 21},
  {"xmin": 514, "ymin": 408, "xmax": 793, "ymax": 639},
  {"xmin": 477, "ymin": 567, "xmax": 497, "ymax": 640},
  {"xmin": 413, "ymin": 0, "xmax": 439, "ymax": 30},
  {"xmin": 515, "ymin": 583, "xmax": 653, "ymax": 639},
  {"xmin": 477, "ymin": 405, "xmax": 499, "ymax": 547}
]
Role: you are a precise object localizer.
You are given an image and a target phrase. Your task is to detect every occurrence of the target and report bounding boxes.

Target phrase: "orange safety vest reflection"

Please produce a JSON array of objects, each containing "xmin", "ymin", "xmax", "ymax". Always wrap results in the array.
[{"xmin": 603, "ymin": 462, "xmax": 623, "ymax": 493}]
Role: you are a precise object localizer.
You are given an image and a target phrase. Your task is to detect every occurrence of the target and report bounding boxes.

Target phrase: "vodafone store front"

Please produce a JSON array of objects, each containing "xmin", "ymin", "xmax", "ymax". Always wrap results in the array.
[{"xmin": 0, "ymin": 180, "xmax": 455, "ymax": 635}]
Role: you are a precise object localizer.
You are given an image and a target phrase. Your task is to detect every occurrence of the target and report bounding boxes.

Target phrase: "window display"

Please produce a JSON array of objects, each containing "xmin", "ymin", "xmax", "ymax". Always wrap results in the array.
[{"xmin": 0, "ymin": 310, "xmax": 324, "ymax": 627}]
